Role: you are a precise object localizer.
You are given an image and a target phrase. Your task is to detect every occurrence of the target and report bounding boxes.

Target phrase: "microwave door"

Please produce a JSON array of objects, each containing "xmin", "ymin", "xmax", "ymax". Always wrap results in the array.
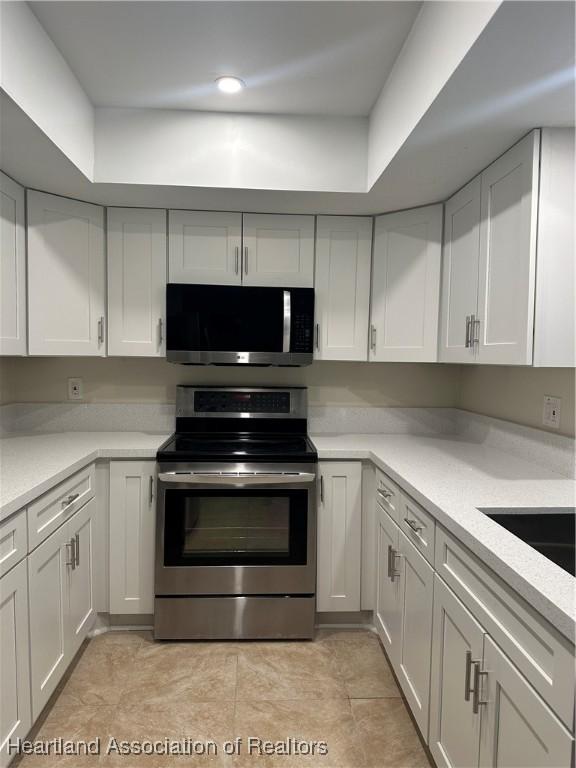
[{"xmin": 166, "ymin": 284, "xmax": 314, "ymax": 365}]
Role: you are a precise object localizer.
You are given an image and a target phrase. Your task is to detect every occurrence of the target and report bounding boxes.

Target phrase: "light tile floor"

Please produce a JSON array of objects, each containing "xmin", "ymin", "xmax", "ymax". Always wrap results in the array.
[{"xmin": 16, "ymin": 629, "xmax": 432, "ymax": 768}]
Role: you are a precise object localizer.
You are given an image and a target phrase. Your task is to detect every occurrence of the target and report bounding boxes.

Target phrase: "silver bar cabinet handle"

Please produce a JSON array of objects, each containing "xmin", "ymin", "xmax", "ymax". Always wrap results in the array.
[
  {"xmin": 404, "ymin": 518, "xmax": 423, "ymax": 533},
  {"xmin": 465, "ymin": 316, "xmax": 471, "ymax": 348},
  {"xmin": 315, "ymin": 323, "xmax": 320, "ymax": 350},
  {"xmin": 62, "ymin": 493, "xmax": 80, "ymax": 509},
  {"xmin": 244, "ymin": 246, "xmax": 248, "ymax": 275},
  {"xmin": 473, "ymin": 316, "xmax": 481, "ymax": 347},
  {"xmin": 66, "ymin": 539, "xmax": 75, "ymax": 570},
  {"xmin": 75, "ymin": 533, "xmax": 80, "ymax": 567},
  {"xmin": 98, "ymin": 316, "xmax": 104, "ymax": 344},
  {"xmin": 377, "ymin": 488, "xmax": 392, "ymax": 500},
  {"xmin": 149, "ymin": 476, "xmax": 154, "ymax": 505},
  {"xmin": 320, "ymin": 475, "xmax": 324, "ymax": 503},
  {"xmin": 387, "ymin": 545, "xmax": 394, "ymax": 579},
  {"xmin": 158, "ymin": 318, "xmax": 163, "ymax": 346},
  {"xmin": 464, "ymin": 651, "xmax": 473, "ymax": 701},
  {"xmin": 370, "ymin": 324, "xmax": 377, "ymax": 351},
  {"xmin": 235, "ymin": 246, "xmax": 239, "ymax": 275},
  {"xmin": 472, "ymin": 662, "xmax": 488, "ymax": 714}
]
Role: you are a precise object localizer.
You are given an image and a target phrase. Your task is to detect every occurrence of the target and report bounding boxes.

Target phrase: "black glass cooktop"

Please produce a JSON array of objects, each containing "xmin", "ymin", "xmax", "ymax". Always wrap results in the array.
[
  {"xmin": 157, "ymin": 433, "xmax": 317, "ymax": 463},
  {"xmin": 479, "ymin": 507, "xmax": 575, "ymax": 575}
]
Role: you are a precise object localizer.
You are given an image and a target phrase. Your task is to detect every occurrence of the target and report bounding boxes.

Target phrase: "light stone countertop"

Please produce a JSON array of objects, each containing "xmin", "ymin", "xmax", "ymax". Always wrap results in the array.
[
  {"xmin": 0, "ymin": 432, "xmax": 169, "ymax": 521},
  {"xmin": 0, "ymin": 430, "xmax": 574, "ymax": 640},
  {"xmin": 311, "ymin": 433, "xmax": 576, "ymax": 642}
]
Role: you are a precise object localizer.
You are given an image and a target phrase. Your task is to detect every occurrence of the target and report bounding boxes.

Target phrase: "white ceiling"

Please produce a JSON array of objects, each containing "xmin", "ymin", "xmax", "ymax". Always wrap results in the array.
[{"xmin": 29, "ymin": 1, "xmax": 421, "ymax": 116}]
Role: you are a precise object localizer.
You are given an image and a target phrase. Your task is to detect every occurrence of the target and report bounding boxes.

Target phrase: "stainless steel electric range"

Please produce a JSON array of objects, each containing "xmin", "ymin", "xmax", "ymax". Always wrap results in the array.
[{"xmin": 154, "ymin": 386, "xmax": 318, "ymax": 640}]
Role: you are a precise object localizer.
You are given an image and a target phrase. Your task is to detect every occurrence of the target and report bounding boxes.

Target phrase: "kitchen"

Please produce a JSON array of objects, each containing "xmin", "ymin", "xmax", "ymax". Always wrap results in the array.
[{"xmin": 0, "ymin": 1, "xmax": 574, "ymax": 767}]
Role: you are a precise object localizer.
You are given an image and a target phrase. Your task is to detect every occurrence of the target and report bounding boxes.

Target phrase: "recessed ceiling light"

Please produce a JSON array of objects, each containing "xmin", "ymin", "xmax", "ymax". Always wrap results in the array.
[{"xmin": 216, "ymin": 76, "xmax": 245, "ymax": 94}]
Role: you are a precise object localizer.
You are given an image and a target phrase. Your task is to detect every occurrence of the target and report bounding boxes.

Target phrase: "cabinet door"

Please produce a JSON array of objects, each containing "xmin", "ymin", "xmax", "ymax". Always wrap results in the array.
[
  {"xmin": 28, "ymin": 522, "xmax": 70, "ymax": 719},
  {"xmin": 439, "ymin": 176, "xmax": 481, "ymax": 363},
  {"xmin": 242, "ymin": 213, "xmax": 314, "ymax": 287},
  {"xmin": 429, "ymin": 576, "xmax": 485, "ymax": 768},
  {"xmin": 107, "ymin": 208, "xmax": 167, "ymax": 356},
  {"xmin": 67, "ymin": 499, "xmax": 96, "ymax": 657},
  {"xmin": 314, "ymin": 216, "xmax": 372, "ymax": 360},
  {"xmin": 476, "ymin": 131, "xmax": 540, "ymax": 365},
  {"xmin": 374, "ymin": 502, "xmax": 401, "ymax": 667},
  {"xmin": 27, "ymin": 191, "xmax": 105, "ymax": 356},
  {"xmin": 0, "ymin": 560, "xmax": 31, "ymax": 768},
  {"xmin": 109, "ymin": 461, "xmax": 156, "ymax": 615},
  {"xmin": 479, "ymin": 635, "xmax": 573, "ymax": 768},
  {"xmin": 370, "ymin": 205, "xmax": 442, "ymax": 362},
  {"xmin": 168, "ymin": 210, "xmax": 241, "ymax": 284},
  {"xmin": 396, "ymin": 530, "xmax": 434, "ymax": 736},
  {"xmin": 316, "ymin": 462, "xmax": 362, "ymax": 612},
  {"xmin": 0, "ymin": 172, "xmax": 26, "ymax": 356}
]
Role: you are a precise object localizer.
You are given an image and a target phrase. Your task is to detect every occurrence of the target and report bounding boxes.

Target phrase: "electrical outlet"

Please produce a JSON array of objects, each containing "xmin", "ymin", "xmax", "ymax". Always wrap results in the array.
[
  {"xmin": 68, "ymin": 378, "xmax": 83, "ymax": 400},
  {"xmin": 542, "ymin": 395, "xmax": 561, "ymax": 429}
]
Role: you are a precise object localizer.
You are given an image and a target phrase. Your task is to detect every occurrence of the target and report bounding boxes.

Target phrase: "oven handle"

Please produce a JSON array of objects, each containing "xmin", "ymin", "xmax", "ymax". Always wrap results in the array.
[{"xmin": 158, "ymin": 471, "xmax": 316, "ymax": 485}]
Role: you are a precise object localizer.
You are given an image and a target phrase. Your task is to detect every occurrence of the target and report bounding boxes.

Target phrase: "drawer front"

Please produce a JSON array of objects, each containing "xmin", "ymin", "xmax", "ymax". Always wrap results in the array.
[
  {"xmin": 0, "ymin": 509, "xmax": 27, "ymax": 577},
  {"xmin": 375, "ymin": 469, "xmax": 401, "ymax": 523},
  {"xmin": 28, "ymin": 464, "xmax": 96, "ymax": 551},
  {"xmin": 399, "ymin": 492, "xmax": 435, "ymax": 565},
  {"xmin": 435, "ymin": 525, "xmax": 575, "ymax": 727}
]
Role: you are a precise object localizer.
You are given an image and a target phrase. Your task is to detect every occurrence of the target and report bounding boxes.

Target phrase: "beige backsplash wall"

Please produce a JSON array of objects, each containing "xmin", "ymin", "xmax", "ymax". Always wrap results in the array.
[
  {"xmin": 0, "ymin": 358, "xmax": 460, "ymax": 408},
  {"xmin": 458, "ymin": 366, "xmax": 575, "ymax": 438},
  {"xmin": 1, "ymin": 358, "xmax": 574, "ymax": 437}
]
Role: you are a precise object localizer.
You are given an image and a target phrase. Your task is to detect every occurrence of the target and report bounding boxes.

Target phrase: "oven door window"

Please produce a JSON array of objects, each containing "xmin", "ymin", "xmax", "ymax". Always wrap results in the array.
[{"xmin": 163, "ymin": 489, "xmax": 308, "ymax": 566}]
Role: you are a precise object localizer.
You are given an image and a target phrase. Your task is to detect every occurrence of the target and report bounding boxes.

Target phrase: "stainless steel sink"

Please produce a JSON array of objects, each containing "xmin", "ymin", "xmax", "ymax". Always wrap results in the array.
[{"xmin": 477, "ymin": 507, "xmax": 575, "ymax": 576}]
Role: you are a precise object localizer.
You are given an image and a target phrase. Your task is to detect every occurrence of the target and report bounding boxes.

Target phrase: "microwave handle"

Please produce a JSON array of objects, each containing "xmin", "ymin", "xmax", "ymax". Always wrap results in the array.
[{"xmin": 283, "ymin": 290, "xmax": 291, "ymax": 353}]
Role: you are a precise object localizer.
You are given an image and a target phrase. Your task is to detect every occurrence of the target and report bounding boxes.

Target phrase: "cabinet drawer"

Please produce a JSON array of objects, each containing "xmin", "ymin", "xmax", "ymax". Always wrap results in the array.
[
  {"xmin": 399, "ymin": 492, "xmax": 435, "ymax": 565},
  {"xmin": 0, "ymin": 509, "xmax": 27, "ymax": 577},
  {"xmin": 435, "ymin": 526, "xmax": 574, "ymax": 727},
  {"xmin": 28, "ymin": 465, "xmax": 96, "ymax": 551},
  {"xmin": 375, "ymin": 469, "xmax": 401, "ymax": 523}
]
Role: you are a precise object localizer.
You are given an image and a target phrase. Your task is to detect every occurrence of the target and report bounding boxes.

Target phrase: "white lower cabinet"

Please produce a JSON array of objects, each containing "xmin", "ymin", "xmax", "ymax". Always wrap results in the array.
[
  {"xmin": 478, "ymin": 636, "xmax": 574, "ymax": 768},
  {"xmin": 316, "ymin": 462, "xmax": 362, "ymax": 612},
  {"xmin": 396, "ymin": 529, "xmax": 434, "ymax": 735},
  {"xmin": 429, "ymin": 575, "xmax": 485, "ymax": 768},
  {"xmin": 374, "ymin": 501, "xmax": 401, "ymax": 663},
  {"xmin": 0, "ymin": 560, "xmax": 31, "ymax": 768},
  {"xmin": 28, "ymin": 499, "xmax": 96, "ymax": 719},
  {"xmin": 67, "ymin": 500, "xmax": 96, "ymax": 657},
  {"xmin": 109, "ymin": 461, "xmax": 156, "ymax": 615}
]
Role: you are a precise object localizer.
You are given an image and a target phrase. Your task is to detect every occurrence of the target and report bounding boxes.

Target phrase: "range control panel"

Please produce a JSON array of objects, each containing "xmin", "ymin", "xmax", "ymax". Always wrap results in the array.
[{"xmin": 194, "ymin": 390, "xmax": 291, "ymax": 414}]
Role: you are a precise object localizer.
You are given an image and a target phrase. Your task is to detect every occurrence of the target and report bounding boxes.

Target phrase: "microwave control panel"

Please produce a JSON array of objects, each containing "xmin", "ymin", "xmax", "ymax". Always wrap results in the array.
[{"xmin": 194, "ymin": 390, "xmax": 291, "ymax": 414}]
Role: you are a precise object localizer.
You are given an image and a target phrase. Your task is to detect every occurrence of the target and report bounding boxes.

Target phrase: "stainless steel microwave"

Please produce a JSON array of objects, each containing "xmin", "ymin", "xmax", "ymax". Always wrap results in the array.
[{"xmin": 166, "ymin": 284, "xmax": 314, "ymax": 365}]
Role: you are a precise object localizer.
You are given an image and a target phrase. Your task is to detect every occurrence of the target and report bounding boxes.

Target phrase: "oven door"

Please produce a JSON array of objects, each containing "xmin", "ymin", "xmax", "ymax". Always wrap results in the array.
[{"xmin": 155, "ymin": 463, "xmax": 317, "ymax": 596}]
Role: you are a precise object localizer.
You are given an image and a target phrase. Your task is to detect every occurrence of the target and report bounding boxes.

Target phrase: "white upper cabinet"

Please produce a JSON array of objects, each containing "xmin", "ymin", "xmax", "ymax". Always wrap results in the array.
[
  {"xmin": 316, "ymin": 461, "xmax": 362, "ymax": 612},
  {"xmin": 242, "ymin": 213, "xmax": 314, "ymax": 287},
  {"xmin": 440, "ymin": 130, "xmax": 554, "ymax": 366},
  {"xmin": 168, "ymin": 210, "xmax": 241, "ymax": 285},
  {"xmin": 533, "ymin": 128, "xmax": 575, "ymax": 367},
  {"xmin": 314, "ymin": 216, "xmax": 372, "ymax": 361},
  {"xmin": 476, "ymin": 130, "xmax": 540, "ymax": 365},
  {"xmin": 370, "ymin": 205, "xmax": 442, "ymax": 362},
  {"xmin": 439, "ymin": 176, "xmax": 481, "ymax": 363},
  {"xmin": 0, "ymin": 172, "xmax": 26, "ymax": 356},
  {"xmin": 108, "ymin": 208, "xmax": 167, "ymax": 357},
  {"xmin": 27, "ymin": 191, "xmax": 105, "ymax": 356}
]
